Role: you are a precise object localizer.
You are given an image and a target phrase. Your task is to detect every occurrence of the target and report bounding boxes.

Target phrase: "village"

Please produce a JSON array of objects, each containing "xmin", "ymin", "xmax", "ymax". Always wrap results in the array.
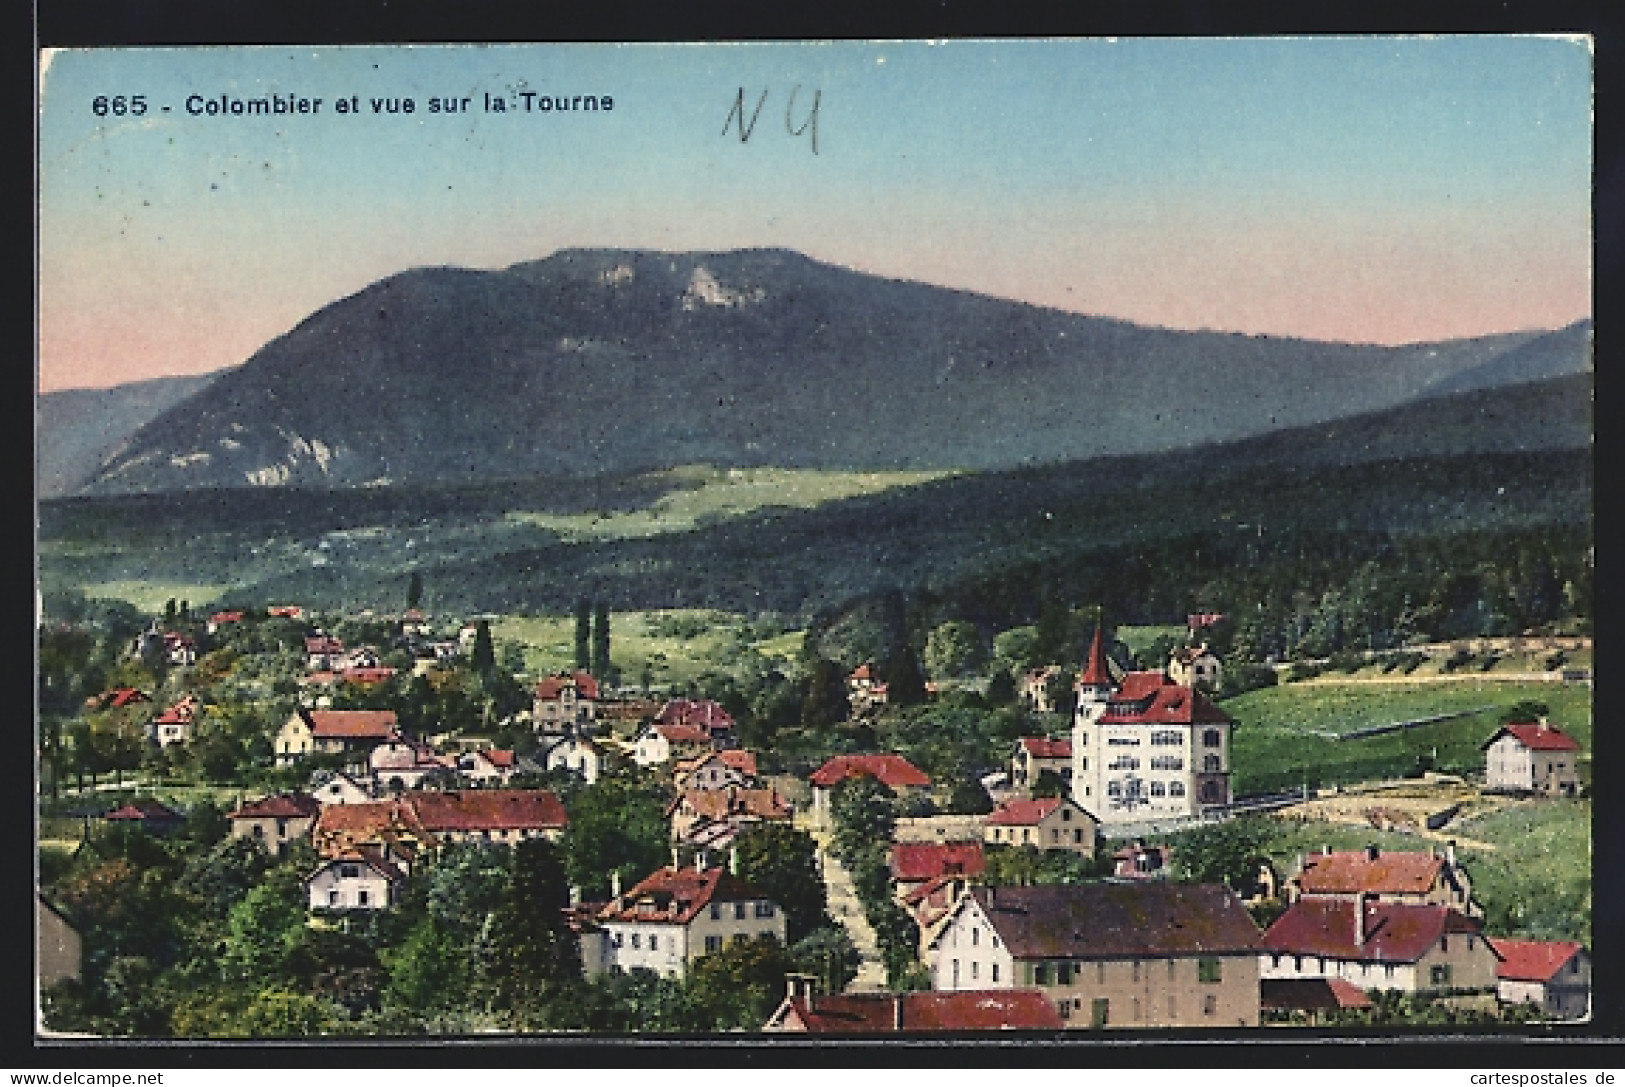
[{"xmin": 36, "ymin": 601, "xmax": 1592, "ymax": 1036}]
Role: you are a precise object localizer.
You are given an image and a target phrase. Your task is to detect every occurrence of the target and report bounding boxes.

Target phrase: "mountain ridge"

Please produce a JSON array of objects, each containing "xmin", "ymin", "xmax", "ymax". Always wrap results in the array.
[{"xmin": 73, "ymin": 247, "xmax": 1592, "ymax": 495}]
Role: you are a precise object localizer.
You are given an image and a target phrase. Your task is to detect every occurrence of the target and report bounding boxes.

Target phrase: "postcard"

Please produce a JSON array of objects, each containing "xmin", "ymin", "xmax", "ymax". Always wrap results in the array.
[{"xmin": 35, "ymin": 36, "xmax": 1595, "ymax": 1045}]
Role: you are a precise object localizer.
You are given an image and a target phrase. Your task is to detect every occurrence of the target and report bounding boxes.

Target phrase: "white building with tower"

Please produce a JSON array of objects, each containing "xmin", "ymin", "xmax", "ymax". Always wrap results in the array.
[{"xmin": 1070, "ymin": 626, "xmax": 1235, "ymax": 828}]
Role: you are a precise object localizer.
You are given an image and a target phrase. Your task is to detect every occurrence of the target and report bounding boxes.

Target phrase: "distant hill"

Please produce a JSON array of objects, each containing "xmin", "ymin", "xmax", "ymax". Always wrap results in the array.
[
  {"xmin": 75, "ymin": 248, "xmax": 1592, "ymax": 495},
  {"xmin": 37, "ymin": 372, "xmax": 225, "ymax": 499},
  {"xmin": 41, "ymin": 371, "xmax": 1592, "ymax": 620}
]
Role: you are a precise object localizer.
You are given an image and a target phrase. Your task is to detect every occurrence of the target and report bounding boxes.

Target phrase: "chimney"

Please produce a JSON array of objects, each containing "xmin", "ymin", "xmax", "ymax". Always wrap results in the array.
[
  {"xmin": 893, "ymin": 993, "xmax": 905, "ymax": 1032},
  {"xmin": 1446, "ymin": 841, "xmax": 1457, "ymax": 869},
  {"xmin": 1366, "ymin": 844, "xmax": 1379, "ymax": 862},
  {"xmin": 729, "ymin": 846, "xmax": 739, "ymax": 877},
  {"xmin": 1323, "ymin": 844, "xmax": 1331, "ymax": 855},
  {"xmin": 696, "ymin": 849, "xmax": 708, "ymax": 872},
  {"xmin": 610, "ymin": 870, "xmax": 622, "ymax": 899},
  {"xmin": 569, "ymin": 885, "xmax": 581, "ymax": 908},
  {"xmin": 1538, "ymin": 716, "xmax": 1550, "ymax": 732},
  {"xmin": 671, "ymin": 845, "xmax": 681, "ymax": 869},
  {"xmin": 1353, "ymin": 892, "xmax": 1368, "ymax": 947}
]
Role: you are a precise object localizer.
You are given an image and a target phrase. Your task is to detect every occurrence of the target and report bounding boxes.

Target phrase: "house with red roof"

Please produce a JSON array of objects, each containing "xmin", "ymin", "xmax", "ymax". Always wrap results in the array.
[
  {"xmin": 1167, "ymin": 644, "xmax": 1223, "ymax": 691},
  {"xmin": 89, "ymin": 687, "xmax": 151, "ymax": 711},
  {"xmin": 763, "ymin": 982, "xmax": 1063, "ymax": 1033},
  {"xmin": 673, "ymin": 749, "xmax": 759, "ymax": 792},
  {"xmin": 1260, "ymin": 977, "xmax": 1374, "ymax": 1023},
  {"xmin": 927, "ymin": 882, "xmax": 1264, "ymax": 1028},
  {"xmin": 593, "ymin": 861, "xmax": 786, "ymax": 979},
  {"xmin": 456, "ymin": 747, "xmax": 529, "ymax": 786},
  {"xmin": 161, "ymin": 632, "xmax": 197, "ymax": 666},
  {"xmin": 267, "ymin": 605, "xmax": 304, "ymax": 619},
  {"xmin": 1490, "ymin": 939, "xmax": 1590, "ymax": 1020},
  {"xmin": 1261, "ymin": 897, "xmax": 1500, "ymax": 1000},
  {"xmin": 147, "ymin": 695, "xmax": 201, "ymax": 747},
  {"xmin": 847, "ymin": 663, "xmax": 889, "ymax": 712},
  {"xmin": 229, "ymin": 793, "xmax": 323, "ymax": 856},
  {"xmin": 103, "ymin": 798, "xmax": 185, "ymax": 834},
  {"xmin": 807, "ymin": 754, "xmax": 932, "ymax": 830},
  {"xmin": 1288, "ymin": 843, "xmax": 1480, "ymax": 918},
  {"xmin": 542, "ymin": 735, "xmax": 608, "ymax": 785},
  {"xmin": 310, "ymin": 770, "xmax": 375, "ymax": 806},
  {"xmin": 1009, "ymin": 736, "xmax": 1072, "ymax": 795},
  {"xmin": 667, "ymin": 786, "xmax": 793, "ymax": 849},
  {"xmin": 890, "ymin": 841, "xmax": 986, "ymax": 901},
  {"xmin": 274, "ymin": 708, "xmax": 399, "ymax": 764},
  {"xmin": 983, "ymin": 796, "xmax": 1098, "ymax": 857},
  {"xmin": 408, "ymin": 789, "xmax": 568, "ymax": 846},
  {"xmin": 305, "ymin": 845, "xmax": 410, "ymax": 912},
  {"xmin": 1071, "ymin": 625, "xmax": 1235, "ymax": 827},
  {"xmin": 370, "ymin": 738, "xmax": 456, "ymax": 793},
  {"xmin": 1112, "ymin": 841, "xmax": 1173, "ymax": 880},
  {"xmin": 206, "ymin": 610, "xmax": 245, "ymax": 634},
  {"xmin": 533, "ymin": 671, "xmax": 601, "ymax": 735},
  {"xmin": 1482, "ymin": 719, "xmax": 1582, "ymax": 796},
  {"xmin": 303, "ymin": 634, "xmax": 346, "ymax": 671},
  {"xmin": 312, "ymin": 800, "xmax": 436, "ymax": 861},
  {"xmin": 656, "ymin": 698, "xmax": 737, "ymax": 744},
  {"xmin": 1019, "ymin": 666, "xmax": 1064, "ymax": 714},
  {"xmin": 632, "ymin": 721, "xmax": 716, "ymax": 767}
]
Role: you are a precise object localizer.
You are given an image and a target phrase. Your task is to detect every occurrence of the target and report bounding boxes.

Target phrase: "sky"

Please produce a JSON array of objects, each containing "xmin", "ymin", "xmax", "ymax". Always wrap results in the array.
[{"xmin": 37, "ymin": 37, "xmax": 1593, "ymax": 393}]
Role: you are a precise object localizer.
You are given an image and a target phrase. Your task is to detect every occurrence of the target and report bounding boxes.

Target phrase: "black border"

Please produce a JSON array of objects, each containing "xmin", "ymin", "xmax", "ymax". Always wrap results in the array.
[{"xmin": 23, "ymin": 0, "xmax": 1622, "ymax": 1070}]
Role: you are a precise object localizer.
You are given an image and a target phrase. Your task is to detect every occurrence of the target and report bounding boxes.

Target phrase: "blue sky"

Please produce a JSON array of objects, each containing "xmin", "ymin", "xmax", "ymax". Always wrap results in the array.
[{"xmin": 38, "ymin": 37, "xmax": 1593, "ymax": 391}]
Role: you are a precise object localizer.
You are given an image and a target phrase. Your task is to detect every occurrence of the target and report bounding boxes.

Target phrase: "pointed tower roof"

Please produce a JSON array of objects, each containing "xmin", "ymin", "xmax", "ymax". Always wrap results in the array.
[{"xmin": 1077, "ymin": 625, "xmax": 1115, "ymax": 689}]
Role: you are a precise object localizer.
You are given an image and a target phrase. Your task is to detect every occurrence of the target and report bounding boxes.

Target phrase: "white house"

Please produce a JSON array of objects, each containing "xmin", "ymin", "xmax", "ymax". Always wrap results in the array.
[
  {"xmin": 1167, "ymin": 644, "xmax": 1223, "ymax": 691},
  {"xmin": 1070, "ymin": 626, "xmax": 1235, "ymax": 826},
  {"xmin": 310, "ymin": 770, "xmax": 375, "ymax": 806},
  {"xmin": 275, "ymin": 708, "xmax": 398, "ymax": 764},
  {"xmin": 1490, "ymin": 939, "xmax": 1590, "ymax": 1020},
  {"xmin": 632, "ymin": 722, "xmax": 714, "ymax": 768},
  {"xmin": 543, "ymin": 735, "xmax": 608, "ymax": 785},
  {"xmin": 370, "ymin": 739, "xmax": 455, "ymax": 793},
  {"xmin": 595, "ymin": 861, "xmax": 786, "ymax": 979},
  {"xmin": 533, "ymin": 672, "xmax": 600, "ymax": 735},
  {"xmin": 305, "ymin": 849, "xmax": 408, "ymax": 912},
  {"xmin": 1481, "ymin": 720, "xmax": 1582, "ymax": 796}
]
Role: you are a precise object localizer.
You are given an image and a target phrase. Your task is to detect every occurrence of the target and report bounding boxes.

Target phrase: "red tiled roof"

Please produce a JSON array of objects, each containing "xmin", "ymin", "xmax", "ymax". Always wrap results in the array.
[
  {"xmin": 651, "ymin": 723, "xmax": 713, "ymax": 745},
  {"xmin": 1264, "ymin": 899, "xmax": 1480, "ymax": 964},
  {"xmin": 1018, "ymin": 737, "xmax": 1072, "ymax": 759},
  {"xmin": 851, "ymin": 663, "xmax": 876, "ymax": 682},
  {"xmin": 305, "ymin": 635, "xmax": 345, "ymax": 654},
  {"xmin": 209, "ymin": 611, "xmax": 245, "ymax": 623},
  {"xmin": 1101, "ymin": 672, "xmax": 1231, "ymax": 725},
  {"xmin": 657, "ymin": 698, "xmax": 736, "ymax": 731},
  {"xmin": 598, "ymin": 865, "xmax": 772, "ymax": 926},
  {"xmin": 305, "ymin": 709, "xmax": 398, "ymax": 739},
  {"xmin": 1295, "ymin": 850, "xmax": 1446, "ymax": 896},
  {"xmin": 107, "ymin": 688, "xmax": 151, "ymax": 707},
  {"xmin": 342, "ymin": 667, "xmax": 398, "ymax": 684},
  {"xmin": 1261, "ymin": 977, "xmax": 1374, "ymax": 1012},
  {"xmin": 407, "ymin": 789, "xmax": 567, "ymax": 833},
  {"xmin": 1188, "ymin": 613, "xmax": 1226, "ymax": 630},
  {"xmin": 1078, "ymin": 626, "xmax": 1114, "ymax": 688},
  {"xmin": 985, "ymin": 797, "xmax": 1074, "ymax": 827},
  {"xmin": 719, "ymin": 750, "xmax": 758, "ymax": 776},
  {"xmin": 891, "ymin": 841, "xmax": 986, "ymax": 882},
  {"xmin": 231, "ymin": 793, "xmax": 322, "ymax": 820},
  {"xmin": 1490, "ymin": 939, "xmax": 1583, "ymax": 983},
  {"xmin": 809, "ymin": 754, "xmax": 931, "ymax": 789},
  {"xmin": 955, "ymin": 883, "xmax": 1262, "ymax": 959},
  {"xmin": 482, "ymin": 749, "xmax": 518, "ymax": 769},
  {"xmin": 1488, "ymin": 723, "xmax": 1581, "ymax": 752},
  {"xmin": 104, "ymin": 799, "xmax": 182, "ymax": 822},
  {"xmin": 267, "ymin": 606, "xmax": 303, "ymax": 618},
  {"xmin": 313, "ymin": 800, "xmax": 433, "ymax": 855},
  {"xmin": 314, "ymin": 848, "xmax": 406, "ymax": 883},
  {"xmin": 535, "ymin": 671, "xmax": 601, "ymax": 700},
  {"xmin": 671, "ymin": 787, "xmax": 792, "ymax": 823},
  {"xmin": 780, "ymin": 990, "xmax": 1062, "ymax": 1032}
]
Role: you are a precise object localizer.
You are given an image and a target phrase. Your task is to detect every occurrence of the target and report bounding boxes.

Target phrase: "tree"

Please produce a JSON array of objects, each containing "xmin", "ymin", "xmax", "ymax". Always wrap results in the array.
[
  {"xmin": 223, "ymin": 867, "xmax": 309, "ymax": 982},
  {"xmin": 789, "ymin": 925, "xmax": 860, "ymax": 997},
  {"xmin": 483, "ymin": 838, "xmax": 581, "ymax": 1023},
  {"xmin": 799, "ymin": 657, "xmax": 850, "ymax": 728},
  {"xmin": 386, "ymin": 916, "xmax": 469, "ymax": 1016},
  {"xmin": 924, "ymin": 621, "xmax": 987, "ymax": 680},
  {"xmin": 406, "ymin": 571, "xmax": 423, "ymax": 611},
  {"xmin": 732, "ymin": 824, "xmax": 828, "ymax": 944},
  {"xmin": 686, "ymin": 935, "xmax": 796, "ymax": 1031},
  {"xmin": 948, "ymin": 773, "xmax": 994, "ymax": 814},
  {"xmin": 1169, "ymin": 816, "xmax": 1274, "ymax": 892},
  {"xmin": 1030, "ymin": 767, "xmax": 1069, "ymax": 799},
  {"xmin": 984, "ymin": 667, "xmax": 1017, "ymax": 706},
  {"xmin": 470, "ymin": 619, "xmax": 496, "ymax": 675},
  {"xmin": 591, "ymin": 600, "xmax": 612, "ymax": 681},
  {"xmin": 574, "ymin": 598, "xmax": 591, "ymax": 671},
  {"xmin": 561, "ymin": 771, "xmax": 669, "ymax": 899},
  {"xmin": 881, "ymin": 644, "xmax": 928, "ymax": 706}
]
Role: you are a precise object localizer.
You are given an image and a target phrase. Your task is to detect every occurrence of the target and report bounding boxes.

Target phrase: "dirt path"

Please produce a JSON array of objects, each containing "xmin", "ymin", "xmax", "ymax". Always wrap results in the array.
[
  {"xmin": 810, "ymin": 831, "xmax": 889, "ymax": 993},
  {"xmin": 1298, "ymin": 672, "xmax": 1567, "ymax": 686}
]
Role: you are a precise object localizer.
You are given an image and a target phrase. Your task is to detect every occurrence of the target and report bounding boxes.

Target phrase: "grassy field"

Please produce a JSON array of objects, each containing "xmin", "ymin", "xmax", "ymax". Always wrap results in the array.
[
  {"xmin": 500, "ymin": 466, "xmax": 952, "ymax": 543},
  {"xmin": 1223, "ymin": 680, "xmax": 1592, "ymax": 795},
  {"xmin": 1181, "ymin": 798, "xmax": 1592, "ymax": 944},
  {"xmin": 76, "ymin": 579, "xmax": 233, "ymax": 614},
  {"xmin": 491, "ymin": 608, "xmax": 803, "ymax": 688},
  {"xmin": 1116, "ymin": 625, "xmax": 1188, "ymax": 662}
]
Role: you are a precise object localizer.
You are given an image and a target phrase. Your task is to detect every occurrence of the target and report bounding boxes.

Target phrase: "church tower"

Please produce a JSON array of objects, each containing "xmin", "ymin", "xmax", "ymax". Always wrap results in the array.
[{"xmin": 1070, "ymin": 625, "xmax": 1116, "ymax": 811}]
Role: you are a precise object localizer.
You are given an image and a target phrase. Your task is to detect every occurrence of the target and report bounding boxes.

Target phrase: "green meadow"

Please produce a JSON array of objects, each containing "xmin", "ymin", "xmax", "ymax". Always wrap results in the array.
[{"xmin": 1223, "ymin": 679, "xmax": 1592, "ymax": 795}]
